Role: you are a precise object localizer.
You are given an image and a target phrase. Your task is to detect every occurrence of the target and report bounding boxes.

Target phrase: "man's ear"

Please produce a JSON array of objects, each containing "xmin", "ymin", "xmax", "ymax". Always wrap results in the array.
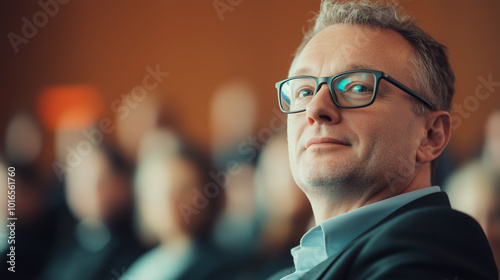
[{"xmin": 416, "ymin": 111, "xmax": 451, "ymax": 164}]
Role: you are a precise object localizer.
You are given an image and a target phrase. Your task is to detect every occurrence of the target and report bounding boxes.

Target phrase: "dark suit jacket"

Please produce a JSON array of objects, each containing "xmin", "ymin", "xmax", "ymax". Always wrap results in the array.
[{"xmin": 269, "ymin": 192, "xmax": 498, "ymax": 280}]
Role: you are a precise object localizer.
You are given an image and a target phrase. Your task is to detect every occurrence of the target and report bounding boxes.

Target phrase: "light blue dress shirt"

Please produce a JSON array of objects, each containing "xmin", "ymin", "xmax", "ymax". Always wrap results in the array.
[{"xmin": 281, "ymin": 186, "xmax": 441, "ymax": 280}]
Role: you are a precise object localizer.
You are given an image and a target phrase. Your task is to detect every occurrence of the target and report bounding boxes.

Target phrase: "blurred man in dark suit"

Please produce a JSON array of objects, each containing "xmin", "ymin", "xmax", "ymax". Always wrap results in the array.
[
  {"xmin": 270, "ymin": 0, "xmax": 498, "ymax": 279},
  {"xmin": 446, "ymin": 160, "xmax": 500, "ymax": 279}
]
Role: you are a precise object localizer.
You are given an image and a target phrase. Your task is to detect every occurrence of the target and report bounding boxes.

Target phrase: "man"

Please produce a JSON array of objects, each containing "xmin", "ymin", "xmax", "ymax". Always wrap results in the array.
[{"xmin": 270, "ymin": 0, "xmax": 498, "ymax": 279}]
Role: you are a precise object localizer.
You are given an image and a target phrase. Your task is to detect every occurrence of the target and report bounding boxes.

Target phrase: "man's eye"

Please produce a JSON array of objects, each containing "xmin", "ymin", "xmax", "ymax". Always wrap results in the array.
[
  {"xmin": 348, "ymin": 84, "xmax": 371, "ymax": 93},
  {"xmin": 297, "ymin": 88, "xmax": 314, "ymax": 98}
]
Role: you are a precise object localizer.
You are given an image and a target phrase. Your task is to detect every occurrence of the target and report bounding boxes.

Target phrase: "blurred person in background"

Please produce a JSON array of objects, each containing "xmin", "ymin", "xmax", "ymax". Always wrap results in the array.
[
  {"xmin": 238, "ymin": 132, "xmax": 313, "ymax": 279},
  {"xmin": 210, "ymin": 80, "xmax": 258, "ymax": 169},
  {"xmin": 0, "ymin": 112, "xmax": 59, "ymax": 280},
  {"xmin": 445, "ymin": 160, "xmax": 500, "ymax": 279},
  {"xmin": 209, "ymin": 81, "xmax": 261, "ymax": 259},
  {"xmin": 124, "ymin": 132, "xmax": 230, "ymax": 280},
  {"xmin": 40, "ymin": 141, "xmax": 145, "ymax": 280},
  {"xmin": 115, "ymin": 95, "xmax": 167, "ymax": 164},
  {"xmin": 483, "ymin": 108, "xmax": 500, "ymax": 170},
  {"xmin": 133, "ymin": 127, "xmax": 183, "ymax": 246}
]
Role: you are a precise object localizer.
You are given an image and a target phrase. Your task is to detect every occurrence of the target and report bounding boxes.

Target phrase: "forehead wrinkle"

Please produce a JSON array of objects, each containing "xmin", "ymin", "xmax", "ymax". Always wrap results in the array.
[{"xmin": 290, "ymin": 62, "xmax": 379, "ymax": 78}]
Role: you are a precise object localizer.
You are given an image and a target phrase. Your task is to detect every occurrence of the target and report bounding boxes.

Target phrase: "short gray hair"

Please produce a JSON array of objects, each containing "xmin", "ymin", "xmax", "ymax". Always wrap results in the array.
[{"xmin": 291, "ymin": 0, "xmax": 455, "ymax": 114}]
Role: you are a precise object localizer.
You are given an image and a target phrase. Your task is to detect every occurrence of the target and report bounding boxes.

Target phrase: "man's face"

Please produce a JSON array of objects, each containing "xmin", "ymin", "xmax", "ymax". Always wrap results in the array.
[{"xmin": 287, "ymin": 24, "xmax": 426, "ymax": 197}]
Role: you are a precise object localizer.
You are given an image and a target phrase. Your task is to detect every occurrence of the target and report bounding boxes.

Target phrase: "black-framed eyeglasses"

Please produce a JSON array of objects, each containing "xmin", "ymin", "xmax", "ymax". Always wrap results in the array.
[{"xmin": 275, "ymin": 70, "xmax": 433, "ymax": 114}]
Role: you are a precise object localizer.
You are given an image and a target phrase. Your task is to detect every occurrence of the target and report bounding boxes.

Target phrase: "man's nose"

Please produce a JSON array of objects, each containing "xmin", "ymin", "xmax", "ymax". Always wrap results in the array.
[{"xmin": 305, "ymin": 84, "xmax": 341, "ymax": 125}]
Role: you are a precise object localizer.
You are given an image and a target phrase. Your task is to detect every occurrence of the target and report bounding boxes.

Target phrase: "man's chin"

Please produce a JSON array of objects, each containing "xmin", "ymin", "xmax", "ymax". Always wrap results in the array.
[
  {"xmin": 297, "ymin": 174, "xmax": 369, "ymax": 203},
  {"xmin": 297, "ymin": 168, "xmax": 349, "ymax": 188}
]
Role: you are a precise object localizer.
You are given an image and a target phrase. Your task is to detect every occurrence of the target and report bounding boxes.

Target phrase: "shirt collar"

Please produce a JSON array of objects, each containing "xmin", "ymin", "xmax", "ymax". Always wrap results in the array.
[{"xmin": 283, "ymin": 186, "xmax": 441, "ymax": 280}]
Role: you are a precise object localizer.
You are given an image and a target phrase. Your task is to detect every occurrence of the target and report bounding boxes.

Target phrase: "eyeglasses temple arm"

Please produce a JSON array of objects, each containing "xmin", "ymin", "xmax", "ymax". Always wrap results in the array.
[{"xmin": 383, "ymin": 74, "xmax": 434, "ymax": 110}]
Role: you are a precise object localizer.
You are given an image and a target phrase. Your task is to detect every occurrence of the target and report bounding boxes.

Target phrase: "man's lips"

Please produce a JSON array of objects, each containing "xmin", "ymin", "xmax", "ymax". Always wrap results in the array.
[{"xmin": 305, "ymin": 137, "xmax": 350, "ymax": 149}]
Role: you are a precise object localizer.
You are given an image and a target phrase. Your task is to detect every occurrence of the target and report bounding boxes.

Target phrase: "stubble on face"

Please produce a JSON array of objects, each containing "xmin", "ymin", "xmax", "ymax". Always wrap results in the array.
[{"xmin": 289, "ymin": 115, "xmax": 419, "ymax": 202}]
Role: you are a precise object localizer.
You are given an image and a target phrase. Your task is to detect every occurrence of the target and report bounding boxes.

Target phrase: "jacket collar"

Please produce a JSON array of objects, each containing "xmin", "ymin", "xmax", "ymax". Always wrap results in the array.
[{"xmin": 299, "ymin": 192, "xmax": 451, "ymax": 280}]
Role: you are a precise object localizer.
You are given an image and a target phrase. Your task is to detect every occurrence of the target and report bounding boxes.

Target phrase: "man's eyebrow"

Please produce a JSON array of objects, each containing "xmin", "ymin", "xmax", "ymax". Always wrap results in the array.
[{"xmin": 290, "ymin": 63, "xmax": 378, "ymax": 77}]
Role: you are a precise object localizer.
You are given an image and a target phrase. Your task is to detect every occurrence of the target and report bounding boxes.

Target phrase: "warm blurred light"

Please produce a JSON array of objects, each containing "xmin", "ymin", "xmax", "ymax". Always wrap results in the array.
[
  {"xmin": 36, "ymin": 85, "xmax": 103, "ymax": 131},
  {"xmin": 5, "ymin": 112, "xmax": 43, "ymax": 164}
]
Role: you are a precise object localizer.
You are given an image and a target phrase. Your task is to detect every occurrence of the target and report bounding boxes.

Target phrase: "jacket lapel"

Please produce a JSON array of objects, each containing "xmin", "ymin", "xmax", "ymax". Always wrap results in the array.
[{"xmin": 298, "ymin": 192, "xmax": 451, "ymax": 280}]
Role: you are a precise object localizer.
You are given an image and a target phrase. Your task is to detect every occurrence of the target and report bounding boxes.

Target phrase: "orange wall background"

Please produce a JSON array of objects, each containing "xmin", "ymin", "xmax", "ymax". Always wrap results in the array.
[{"xmin": 1, "ymin": 0, "xmax": 499, "ymax": 174}]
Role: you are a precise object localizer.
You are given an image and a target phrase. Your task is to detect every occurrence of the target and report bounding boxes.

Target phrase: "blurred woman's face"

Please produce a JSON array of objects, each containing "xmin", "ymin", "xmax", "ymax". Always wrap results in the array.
[
  {"xmin": 137, "ymin": 156, "xmax": 203, "ymax": 240},
  {"xmin": 65, "ymin": 151, "xmax": 131, "ymax": 223}
]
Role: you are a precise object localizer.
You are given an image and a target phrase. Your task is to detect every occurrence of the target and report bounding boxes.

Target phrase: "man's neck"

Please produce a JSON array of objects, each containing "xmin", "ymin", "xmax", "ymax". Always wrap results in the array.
[{"xmin": 307, "ymin": 170, "xmax": 432, "ymax": 225}]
